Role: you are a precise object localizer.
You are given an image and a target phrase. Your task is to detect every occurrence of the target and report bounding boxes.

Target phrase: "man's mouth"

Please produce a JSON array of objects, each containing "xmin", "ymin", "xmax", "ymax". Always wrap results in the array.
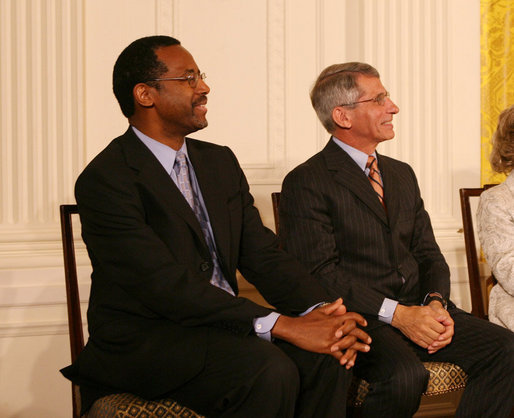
[{"xmin": 193, "ymin": 98, "xmax": 208, "ymax": 112}]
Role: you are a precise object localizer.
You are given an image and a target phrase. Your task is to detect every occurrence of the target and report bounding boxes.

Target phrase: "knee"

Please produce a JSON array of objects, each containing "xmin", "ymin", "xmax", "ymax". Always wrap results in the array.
[
  {"xmin": 256, "ymin": 353, "xmax": 300, "ymax": 397},
  {"xmin": 385, "ymin": 361, "xmax": 428, "ymax": 402},
  {"xmin": 487, "ymin": 327, "xmax": 514, "ymax": 370},
  {"xmin": 243, "ymin": 351, "xmax": 299, "ymax": 416},
  {"xmin": 498, "ymin": 331, "xmax": 514, "ymax": 372},
  {"xmin": 362, "ymin": 361, "xmax": 427, "ymax": 416}
]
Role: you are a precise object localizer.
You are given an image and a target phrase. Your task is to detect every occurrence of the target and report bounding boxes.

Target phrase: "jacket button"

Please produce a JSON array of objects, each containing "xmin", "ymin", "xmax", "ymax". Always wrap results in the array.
[{"xmin": 200, "ymin": 261, "xmax": 210, "ymax": 272}]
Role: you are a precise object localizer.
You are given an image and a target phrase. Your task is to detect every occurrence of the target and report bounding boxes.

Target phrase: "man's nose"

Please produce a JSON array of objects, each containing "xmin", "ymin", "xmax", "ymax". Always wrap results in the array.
[
  {"xmin": 387, "ymin": 98, "xmax": 399, "ymax": 114},
  {"xmin": 196, "ymin": 78, "xmax": 210, "ymax": 94}
]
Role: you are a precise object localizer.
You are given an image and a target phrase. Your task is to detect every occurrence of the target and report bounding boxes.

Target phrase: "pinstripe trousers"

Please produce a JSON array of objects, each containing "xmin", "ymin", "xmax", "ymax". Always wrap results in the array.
[{"xmin": 353, "ymin": 307, "xmax": 514, "ymax": 418}]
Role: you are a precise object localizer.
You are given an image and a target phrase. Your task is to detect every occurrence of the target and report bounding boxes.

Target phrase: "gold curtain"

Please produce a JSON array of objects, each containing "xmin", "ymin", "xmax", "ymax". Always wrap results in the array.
[{"xmin": 480, "ymin": 0, "xmax": 514, "ymax": 185}]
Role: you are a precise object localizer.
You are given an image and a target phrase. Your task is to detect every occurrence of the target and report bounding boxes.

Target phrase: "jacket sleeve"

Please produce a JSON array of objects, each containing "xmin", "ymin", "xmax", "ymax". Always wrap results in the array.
[
  {"xmin": 279, "ymin": 167, "xmax": 387, "ymax": 317},
  {"xmin": 222, "ymin": 147, "xmax": 331, "ymax": 314},
  {"xmin": 404, "ymin": 165, "xmax": 451, "ymax": 301}
]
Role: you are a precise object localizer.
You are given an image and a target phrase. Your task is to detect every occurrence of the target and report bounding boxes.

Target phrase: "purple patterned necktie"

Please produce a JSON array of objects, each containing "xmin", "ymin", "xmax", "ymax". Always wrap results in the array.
[{"xmin": 174, "ymin": 151, "xmax": 235, "ymax": 295}]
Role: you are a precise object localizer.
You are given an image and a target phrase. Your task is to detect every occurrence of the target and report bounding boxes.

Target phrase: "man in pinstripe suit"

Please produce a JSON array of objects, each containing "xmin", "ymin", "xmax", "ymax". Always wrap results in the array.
[{"xmin": 279, "ymin": 62, "xmax": 514, "ymax": 417}]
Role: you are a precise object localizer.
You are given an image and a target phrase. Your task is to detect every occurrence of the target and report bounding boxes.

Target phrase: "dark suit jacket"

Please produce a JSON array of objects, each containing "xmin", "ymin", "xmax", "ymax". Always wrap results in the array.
[
  {"xmin": 61, "ymin": 127, "xmax": 329, "ymax": 401},
  {"xmin": 279, "ymin": 139, "xmax": 451, "ymax": 327}
]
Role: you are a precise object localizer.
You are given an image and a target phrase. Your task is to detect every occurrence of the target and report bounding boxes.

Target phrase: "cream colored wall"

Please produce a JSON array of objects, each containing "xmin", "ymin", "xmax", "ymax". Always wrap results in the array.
[{"xmin": 0, "ymin": 0, "xmax": 480, "ymax": 416}]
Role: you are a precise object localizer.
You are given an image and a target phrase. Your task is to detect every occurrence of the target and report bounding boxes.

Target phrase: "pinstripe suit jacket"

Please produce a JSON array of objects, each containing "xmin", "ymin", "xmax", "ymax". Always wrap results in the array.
[{"xmin": 279, "ymin": 139, "xmax": 451, "ymax": 327}]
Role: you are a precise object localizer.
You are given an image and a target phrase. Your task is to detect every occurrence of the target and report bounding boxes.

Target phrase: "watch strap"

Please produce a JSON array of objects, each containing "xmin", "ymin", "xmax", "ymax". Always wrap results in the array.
[{"xmin": 423, "ymin": 293, "xmax": 448, "ymax": 309}]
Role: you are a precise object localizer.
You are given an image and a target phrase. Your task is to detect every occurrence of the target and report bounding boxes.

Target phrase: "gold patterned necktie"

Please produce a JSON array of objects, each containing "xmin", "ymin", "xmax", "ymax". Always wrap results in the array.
[{"xmin": 366, "ymin": 155, "xmax": 385, "ymax": 208}]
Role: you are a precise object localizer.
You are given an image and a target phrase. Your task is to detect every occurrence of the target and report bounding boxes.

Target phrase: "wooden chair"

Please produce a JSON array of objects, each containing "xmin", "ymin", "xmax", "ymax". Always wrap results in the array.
[
  {"xmin": 59, "ymin": 204, "xmax": 204, "ymax": 418},
  {"xmin": 271, "ymin": 192, "xmax": 468, "ymax": 410},
  {"xmin": 459, "ymin": 185, "xmax": 498, "ymax": 319}
]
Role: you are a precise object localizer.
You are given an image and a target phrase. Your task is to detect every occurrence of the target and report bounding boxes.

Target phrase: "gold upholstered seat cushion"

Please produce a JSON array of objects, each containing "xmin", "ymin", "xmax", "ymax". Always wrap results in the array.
[
  {"xmin": 350, "ymin": 361, "xmax": 468, "ymax": 406},
  {"xmin": 87, "ymin": 393, "xmax": 204, "ymax": 418},
  {"xmin": 422, "ymin": 361, "xmax": 468, "ymax": 395}
]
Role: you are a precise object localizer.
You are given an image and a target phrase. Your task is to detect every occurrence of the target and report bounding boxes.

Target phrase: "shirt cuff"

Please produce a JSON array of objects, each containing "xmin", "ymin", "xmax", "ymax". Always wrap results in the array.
[
  {"xmin": 378, "ymin": 298, "xmax": 398, "ymax": 324},
  {"xmin": 301, "ymin": 302, "xmax": 326, "ymax": 316},
  {"xmin": 253, "ymin": 302, "xmax": 323, "ymax": 341},
  {"xmin": 253, "ymin": 312, "xmax": 281, "ymax": 341}
]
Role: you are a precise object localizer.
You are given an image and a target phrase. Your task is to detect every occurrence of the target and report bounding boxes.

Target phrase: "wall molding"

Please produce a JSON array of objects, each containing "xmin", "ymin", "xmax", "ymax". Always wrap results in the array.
[{"xmin": 0, "ymin": 321, "xmax": 70, "ymax": 338}]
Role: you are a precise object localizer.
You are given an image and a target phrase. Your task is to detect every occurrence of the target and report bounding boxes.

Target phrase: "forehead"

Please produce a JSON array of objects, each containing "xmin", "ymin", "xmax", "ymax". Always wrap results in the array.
[
  {"xmin": 155, "ymin": 45, "xmax": 199, "ymax": 74},
  {"xmin": 356, "ymin": 75, "xmax": 386, "ymax": 95}
]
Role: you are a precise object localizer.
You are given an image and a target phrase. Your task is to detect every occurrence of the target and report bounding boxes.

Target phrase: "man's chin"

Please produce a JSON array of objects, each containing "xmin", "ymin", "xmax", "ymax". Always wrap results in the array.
[
  {"xmin": 380, "ymin": 132, "xmax": 395, "ymax": 142},
  {"xmin": 190, "ymin": 120, "xmax": 208, "ymax": 133}
]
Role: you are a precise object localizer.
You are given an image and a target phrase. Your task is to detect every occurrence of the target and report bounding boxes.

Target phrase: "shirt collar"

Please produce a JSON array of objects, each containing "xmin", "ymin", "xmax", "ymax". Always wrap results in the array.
[
  {"xmin": 131, "ymin": 126, "xmax": 188, "ymax": 174},
  {"xmin": 331, "ymin": 135, "xmax": 377, "ymax": 172}
]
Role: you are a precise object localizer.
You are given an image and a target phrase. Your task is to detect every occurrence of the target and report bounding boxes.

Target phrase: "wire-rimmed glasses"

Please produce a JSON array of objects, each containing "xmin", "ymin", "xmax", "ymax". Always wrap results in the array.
[
  {"xmin": 339, "ymin": 91, "xmax": 390, "ymax": 107},
  {"xmin": 147, "ymin": 72, "xmax": 206, "ymax": 88}
]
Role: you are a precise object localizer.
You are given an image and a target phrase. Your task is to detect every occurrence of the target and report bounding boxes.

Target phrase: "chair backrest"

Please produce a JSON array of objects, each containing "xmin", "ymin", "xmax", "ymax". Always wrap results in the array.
[
  {"xmin": 59, "ymin": 204, "xmax": 84, "ymax": 418},
  {"xmin": 271, "ymin": 192, "xmax": 281, "ymax": 234},
  {"xmin": 459, "ymin": 185, "xmax": 497, "ymax": 319}
]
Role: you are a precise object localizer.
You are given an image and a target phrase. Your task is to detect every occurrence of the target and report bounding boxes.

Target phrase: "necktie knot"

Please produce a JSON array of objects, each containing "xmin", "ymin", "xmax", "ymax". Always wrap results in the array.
[
  {"xmin": 174, "ymin": 151, "xmax": 195, "ymax": 208},
  {"xmin": 366, "ymin": 155, "xmax": 377, "ymax": 171},
  {"xmin": 175, "ymin": 150, "xmax": 187, "ymax": 172}
]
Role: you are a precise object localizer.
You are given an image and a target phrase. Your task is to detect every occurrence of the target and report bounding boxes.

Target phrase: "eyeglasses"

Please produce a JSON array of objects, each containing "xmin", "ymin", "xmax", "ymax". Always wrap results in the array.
[
  {"xmin": 147, "ymin": 72, "xmax": 207, "ymax": 88},
  {"xmin": 339, "ymin": 91, "xmax": 390, "ymax": 107}
]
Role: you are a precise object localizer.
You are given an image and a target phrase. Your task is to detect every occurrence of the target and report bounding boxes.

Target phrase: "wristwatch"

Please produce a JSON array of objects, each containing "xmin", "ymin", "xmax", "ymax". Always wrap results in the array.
[{"xmin": 423, "ymin": 293, "xmax": 448, "ymax": 310}]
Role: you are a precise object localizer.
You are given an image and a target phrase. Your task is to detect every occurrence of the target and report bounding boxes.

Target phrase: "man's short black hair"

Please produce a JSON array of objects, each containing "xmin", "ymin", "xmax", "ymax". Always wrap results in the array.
[{"xmin": 113, "ymin": 35, "xmax": 181, "ymax": 118}]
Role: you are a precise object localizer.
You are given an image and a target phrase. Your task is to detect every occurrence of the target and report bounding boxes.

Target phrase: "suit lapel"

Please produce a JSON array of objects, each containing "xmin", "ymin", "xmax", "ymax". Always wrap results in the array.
[
  {"xmin": 322, "ymin": 139, "xmax": 389, "ymax": 225},
  {"xmin": 120, "ymin": 128, "xmax": 205, "ymax": 241},
  {"xmin": 186, "ymin": 139, "xmax": 232, "ymax": 269}
]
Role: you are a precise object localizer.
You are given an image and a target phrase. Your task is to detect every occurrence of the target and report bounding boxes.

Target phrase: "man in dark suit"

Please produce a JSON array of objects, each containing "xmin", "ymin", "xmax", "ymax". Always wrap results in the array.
[
  {"xmin": 60, "ymin": 37, "xmax": 372, "ymax": 417},
  {"xmin": 279, "ymin": 62, "xmax": 514, "ymax": 417}
]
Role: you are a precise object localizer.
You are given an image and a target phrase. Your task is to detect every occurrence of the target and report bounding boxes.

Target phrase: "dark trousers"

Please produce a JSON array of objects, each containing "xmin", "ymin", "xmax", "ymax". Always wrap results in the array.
[
  {"xmin": 354, "ymin": 308, "xmax": 514, "ymax": 418},
  {"xmin": 168, "ymin": 327, "xmax": 353, "ymax": 418}
]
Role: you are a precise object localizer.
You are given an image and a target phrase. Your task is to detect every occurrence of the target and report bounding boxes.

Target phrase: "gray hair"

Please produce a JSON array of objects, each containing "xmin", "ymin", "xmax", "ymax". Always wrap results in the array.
[
  {"xmin": 310, "ymin": 62, "xmax": 380, "ymax": 133},
  {"xmin": 490, "ymin": 104, "xmax": 514, "ymax": 174}
]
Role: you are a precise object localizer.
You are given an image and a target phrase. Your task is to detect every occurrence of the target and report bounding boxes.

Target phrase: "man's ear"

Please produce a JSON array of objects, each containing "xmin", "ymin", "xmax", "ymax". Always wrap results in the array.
[
  {"xmin": 332, "ymin": 106, "xmax": 352, "ymax": 129},
  {"xmin": 133, "ymin": 83, "xmax": 155, "ymax": 109}
]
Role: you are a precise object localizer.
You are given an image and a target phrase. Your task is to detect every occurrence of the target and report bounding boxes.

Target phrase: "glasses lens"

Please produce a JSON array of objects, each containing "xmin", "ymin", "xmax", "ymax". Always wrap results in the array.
[
  {"xmin": 187, "ymin": 73, "xmax": 198, "ymax": 88},
  {"xmin": 187, "ymin": 73, "xmax": 206, "ymax": 88},
  {"xmin": 376, "ymin": 92, "xmax": 389, "ymax": 105}
]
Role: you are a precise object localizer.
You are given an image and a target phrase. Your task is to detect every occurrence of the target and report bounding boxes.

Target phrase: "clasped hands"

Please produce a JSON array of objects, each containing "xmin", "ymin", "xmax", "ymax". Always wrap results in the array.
[
  {"xmin": 391, "ymin": 302, "xmax": 454, "ymax": 354},
  {"xmin": 272, "ymin": 298, "xmax": 371, "ymax": 369}
]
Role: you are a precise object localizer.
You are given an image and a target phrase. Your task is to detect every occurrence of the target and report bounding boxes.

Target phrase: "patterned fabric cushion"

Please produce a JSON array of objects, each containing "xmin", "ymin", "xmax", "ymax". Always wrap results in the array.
[
  {"xmin": 87, "ymin": 393, "xmax": 204, "ymax": 418},
  {"xmin": 422, "ymin": 361, "xmax": 468, "ymax": 395},
  {"xmin": 350, "ymin": 361, "xmax": 468, "ymax": 406}
]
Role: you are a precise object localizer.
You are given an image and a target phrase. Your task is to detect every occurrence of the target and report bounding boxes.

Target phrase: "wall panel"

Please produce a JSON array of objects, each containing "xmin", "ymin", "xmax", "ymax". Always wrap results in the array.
[
  {"xmin": 177, "ymin": 0, "xmax": 287, "ymax": 182},
  {"xmin": 0, "ymin": 0, "xmax": 84, "ymax": 241}
]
